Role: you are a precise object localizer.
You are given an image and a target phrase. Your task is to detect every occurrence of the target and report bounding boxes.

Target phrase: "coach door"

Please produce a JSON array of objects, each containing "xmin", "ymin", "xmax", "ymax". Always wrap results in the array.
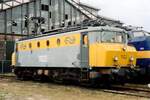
[{"xmin": 81, "ymin": 32, "xmax": 89, "ymax": 68}]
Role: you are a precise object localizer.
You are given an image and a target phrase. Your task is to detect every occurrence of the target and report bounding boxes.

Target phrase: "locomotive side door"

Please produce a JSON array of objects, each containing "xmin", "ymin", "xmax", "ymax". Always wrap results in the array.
[{"xmin": 80, "ymin": 32, "xmax": 89, "ymax": 68}]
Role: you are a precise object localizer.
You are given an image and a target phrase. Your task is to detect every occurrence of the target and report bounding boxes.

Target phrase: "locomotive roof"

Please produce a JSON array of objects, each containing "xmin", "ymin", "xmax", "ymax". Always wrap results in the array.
[{"xmin": 17, "ymin": 26, "xmax": 125, "ymax": 42}]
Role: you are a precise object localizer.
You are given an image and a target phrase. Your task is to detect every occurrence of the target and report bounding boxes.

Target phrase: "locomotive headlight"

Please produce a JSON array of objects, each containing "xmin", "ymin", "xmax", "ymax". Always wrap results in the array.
[
  {"xmin": 130, "ymin": 57, "xmax": 134, "ymax": 62},
  {"xmin": 114, "ymin": 56, "xmax": 119, "ymax": 62}
]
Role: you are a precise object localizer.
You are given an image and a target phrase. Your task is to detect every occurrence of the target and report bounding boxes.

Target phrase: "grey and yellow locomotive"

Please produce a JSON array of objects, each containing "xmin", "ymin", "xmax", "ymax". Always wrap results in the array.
[{"xmin": 12, "ymin": 26, "xmax": 137, "ymax": 84}]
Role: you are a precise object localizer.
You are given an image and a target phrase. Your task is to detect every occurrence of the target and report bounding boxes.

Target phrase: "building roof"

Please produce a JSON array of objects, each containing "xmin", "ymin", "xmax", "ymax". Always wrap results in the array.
[
  {"xmin": 79, "ymin": 2, "xmax": 100, "ymax": 11},
  {"xmin": 97, "ymin": 15, "xmax": 123, "ymax": 24},
  {"xmin": 78, "ymin": 2, "xmax": 122, "ymax": 24}
]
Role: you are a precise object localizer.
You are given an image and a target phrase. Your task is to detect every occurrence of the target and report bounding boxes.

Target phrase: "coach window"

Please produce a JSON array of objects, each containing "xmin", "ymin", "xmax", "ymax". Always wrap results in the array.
[
  {"xmin": 16, "ymin": 43, "xmax": 18, "ymax": 52},
  {"xmin": 57, "ymin": 39, "xmax": 61, "ymax": 46},
  {"xmin": 37, "ymin": 42, "xmax": 40, "ymax": 48},
  {"xmin": 29, "ymin": 43, "xmax": 32, "ymax": 49},
  {"xmin": 46, "ymin": 40, "xmax": 50, "ymax": 47}
]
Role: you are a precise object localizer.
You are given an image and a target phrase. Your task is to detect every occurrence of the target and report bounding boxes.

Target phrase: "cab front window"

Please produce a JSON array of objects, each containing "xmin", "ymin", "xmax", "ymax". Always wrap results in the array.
[
  {"xmin": 133, "ymin": 31, "xmax": 145, "ymax": 37},
  {"xmin": 88, "ymin": 30, "xmax": 127, "ymax": 44},
  {"xmin": 133, "ymin": 31, "xmax": 150, "ymax": 38},
  {"xmin": 101, "ymin": 31, "xmax": 125, "ymax": 43}
]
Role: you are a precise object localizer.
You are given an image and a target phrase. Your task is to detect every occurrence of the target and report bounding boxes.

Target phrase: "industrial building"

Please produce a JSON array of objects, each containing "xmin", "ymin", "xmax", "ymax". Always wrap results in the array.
[{"xmin": 0, "ymin": 0, "xmax": 122, "ymax": 72}]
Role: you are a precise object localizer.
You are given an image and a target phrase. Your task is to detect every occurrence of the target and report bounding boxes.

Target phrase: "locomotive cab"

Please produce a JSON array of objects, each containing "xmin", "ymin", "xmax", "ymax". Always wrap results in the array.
[
  {"xmin": 128, "ymin": 30, "xmax": 150, "ymax": 67},
  {"xmin": 88, "ymin": 30, "xmax": 136, "ymax": 68},
  {"xmin": 82, "ymin": 27, "xmax": 137, "ymax": 82},
  {"xmin": 128, "ymin": 30, "xmax": 150, "ymax": 79}
]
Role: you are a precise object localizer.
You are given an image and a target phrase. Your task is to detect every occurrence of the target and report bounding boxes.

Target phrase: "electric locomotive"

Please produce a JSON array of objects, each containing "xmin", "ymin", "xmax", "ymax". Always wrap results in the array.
[
  {"xmin": 12, "ymin": 26, "xmax": 137, "ymax": 84},
  {"xmin": 128, "ymin": 29, "xmax": 150, "ymax": 79}
]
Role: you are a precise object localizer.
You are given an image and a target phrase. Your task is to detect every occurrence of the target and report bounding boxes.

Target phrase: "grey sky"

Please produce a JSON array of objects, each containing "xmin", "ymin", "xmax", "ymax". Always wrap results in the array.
[{"xmin": 80, "ymin": 0, "xmax": 150, "ymax": 31}]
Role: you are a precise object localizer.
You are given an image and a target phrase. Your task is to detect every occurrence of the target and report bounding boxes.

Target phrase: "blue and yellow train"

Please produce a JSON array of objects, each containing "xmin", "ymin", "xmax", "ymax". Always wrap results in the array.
[
  {"xmin": 128, "ymin": 29, "xmax": 150, "ymax": 80},
  {"xmin": 11, "ymin": 26, "xmax": 137, "ymax": 84}
]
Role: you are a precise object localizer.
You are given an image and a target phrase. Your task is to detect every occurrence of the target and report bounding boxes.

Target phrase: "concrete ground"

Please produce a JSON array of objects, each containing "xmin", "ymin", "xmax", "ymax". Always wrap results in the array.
[{"xmin": 0, "ymin": 78, "xmax": 149, "ymax": 100}]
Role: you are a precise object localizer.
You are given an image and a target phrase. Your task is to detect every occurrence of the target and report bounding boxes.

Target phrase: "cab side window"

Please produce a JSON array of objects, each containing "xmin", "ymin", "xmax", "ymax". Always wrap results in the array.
[{"xmin": 83, "ymin": 34, "xmax": 88, "ymax": 46}]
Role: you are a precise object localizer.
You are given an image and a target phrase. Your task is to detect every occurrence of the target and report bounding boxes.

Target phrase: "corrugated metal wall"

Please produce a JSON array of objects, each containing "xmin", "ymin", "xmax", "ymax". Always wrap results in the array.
[{"xmin": 0, "ymin": 0, "xmax": 89, "ymax": 36}]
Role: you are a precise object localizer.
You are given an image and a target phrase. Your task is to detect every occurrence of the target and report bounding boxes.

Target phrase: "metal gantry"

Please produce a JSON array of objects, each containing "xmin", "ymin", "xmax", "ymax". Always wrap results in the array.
[{"xmin": 67, "ymin": 0, "xmax": 98, "ymax": 20}]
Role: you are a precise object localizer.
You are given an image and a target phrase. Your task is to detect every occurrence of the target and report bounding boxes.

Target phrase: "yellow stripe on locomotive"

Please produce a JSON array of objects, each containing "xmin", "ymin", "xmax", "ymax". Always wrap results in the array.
[
  {"xmin": 137, "ymin": 51, "xmax": 150, "ymax": 59},
  {"xmin": 17, "ymin": 33, "xmax": 80, "ymax": 51}
]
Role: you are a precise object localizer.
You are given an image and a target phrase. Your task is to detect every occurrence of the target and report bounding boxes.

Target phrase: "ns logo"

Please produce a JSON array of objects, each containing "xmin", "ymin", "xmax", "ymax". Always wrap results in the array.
[{"xmin": 65, "ymin": 36, "xmax": 76, "ymax": 44}]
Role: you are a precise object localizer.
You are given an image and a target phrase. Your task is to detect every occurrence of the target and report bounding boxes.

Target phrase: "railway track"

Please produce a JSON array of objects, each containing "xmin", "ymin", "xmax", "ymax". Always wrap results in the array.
[
  {"xmin": 0, "ymin": 73, "xmax": 15, "ymax": 80},
  {"xmin": 1, "ymin": 74, "xmax": 150, "ymax": 98},
  {"xmin": 103, "ymin": 84, "xmax": 150, "ymax": 98}
]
